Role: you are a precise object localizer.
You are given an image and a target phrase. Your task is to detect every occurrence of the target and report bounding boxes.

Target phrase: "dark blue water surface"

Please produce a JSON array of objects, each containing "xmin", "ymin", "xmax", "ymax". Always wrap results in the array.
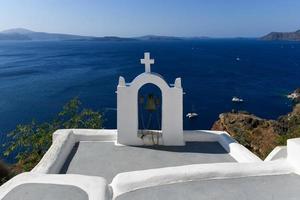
[{"xmin": 0, "ymin": 39, "xmax": 300, "ymax": 156}]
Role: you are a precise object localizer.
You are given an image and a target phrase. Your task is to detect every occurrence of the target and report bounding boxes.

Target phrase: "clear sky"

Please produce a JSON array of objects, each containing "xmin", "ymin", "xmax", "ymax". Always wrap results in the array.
[{"xmin": 0, "ymin": 0, "xmax": 300, "ymax": 37}]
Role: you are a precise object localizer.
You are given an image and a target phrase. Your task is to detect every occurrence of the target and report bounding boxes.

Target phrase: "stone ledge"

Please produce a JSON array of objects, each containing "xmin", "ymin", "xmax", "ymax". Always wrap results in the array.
[
  {"xmin": 0, "ymin": 173, "xmax": 109, "ymax": 200},
  {"xmin": 110, "ymin": 160, "xmax": 293, "ymax": 199}
]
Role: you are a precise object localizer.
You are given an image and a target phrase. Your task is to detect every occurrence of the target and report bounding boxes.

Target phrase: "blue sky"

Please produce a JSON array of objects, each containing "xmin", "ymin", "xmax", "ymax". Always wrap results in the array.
[{"xmin": 0, "ymin": 0, "xmax": 300, "ymax": 37}]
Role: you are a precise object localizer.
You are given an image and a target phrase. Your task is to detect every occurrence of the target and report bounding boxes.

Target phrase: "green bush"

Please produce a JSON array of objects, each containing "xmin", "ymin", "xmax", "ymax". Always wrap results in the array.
[{"xmin": 3, "ymin": 97, "xmax": 103, "ymax": 172}]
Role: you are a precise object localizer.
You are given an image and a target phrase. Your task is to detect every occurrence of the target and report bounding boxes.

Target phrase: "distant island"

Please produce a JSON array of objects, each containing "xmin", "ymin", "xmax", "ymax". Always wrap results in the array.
[
  {"xmin": 261, "ymin": 29, "xmax": 300, "ymax": 41},
  {"xmin": 0, "ymin": 28, "xmax": 213, "ymax": 42},
  {"xmin": 0, "ymin": 28, "xmax": 138, "ymax": 41},
  {"xmin": 2, "ymin": 27, "xmax": 300, "ymax": 42}
]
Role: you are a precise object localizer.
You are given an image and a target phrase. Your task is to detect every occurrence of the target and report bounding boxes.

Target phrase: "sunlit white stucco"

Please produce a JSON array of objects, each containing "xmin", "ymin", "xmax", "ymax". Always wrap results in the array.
[{"xmin": 117, "ymin": 52, "xmax": 184, "ymax": 145}]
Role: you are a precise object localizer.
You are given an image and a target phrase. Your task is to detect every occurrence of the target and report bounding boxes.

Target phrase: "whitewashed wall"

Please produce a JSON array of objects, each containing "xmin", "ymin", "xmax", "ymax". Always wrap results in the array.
[{"xmin": 117, "ymin": 73, "xmax": 184, "ymax": 146}]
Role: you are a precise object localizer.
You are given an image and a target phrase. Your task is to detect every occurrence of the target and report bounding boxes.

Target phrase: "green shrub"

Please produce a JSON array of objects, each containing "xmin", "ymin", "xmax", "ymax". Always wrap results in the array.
[{"xmin": 3, "ymin": 97, "xmax": 103, "ymax": 172}]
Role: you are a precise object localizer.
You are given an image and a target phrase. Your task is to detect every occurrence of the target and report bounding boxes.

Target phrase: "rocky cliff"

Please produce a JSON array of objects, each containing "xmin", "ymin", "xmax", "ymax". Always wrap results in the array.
[
  {"xmin": 0, "ymin": 160, "xmax": 10, "ymax": 185},
  {"xmin": 212, "ymin": 104, "xmax": 300, "ymax": 159},
  {"xmin": 261, "ymin": 30, "xmax": 300, "ymax": 41}
]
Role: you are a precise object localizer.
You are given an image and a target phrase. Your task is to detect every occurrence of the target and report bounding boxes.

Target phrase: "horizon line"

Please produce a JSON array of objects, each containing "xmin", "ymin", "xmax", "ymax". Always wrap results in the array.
[{"xmin": 0, "ymin": 27, "xmax": 271, "ymax": 39}]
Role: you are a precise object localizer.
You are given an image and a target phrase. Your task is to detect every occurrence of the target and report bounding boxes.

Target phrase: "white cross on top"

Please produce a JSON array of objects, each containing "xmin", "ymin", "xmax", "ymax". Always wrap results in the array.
[{"xmin": 140, "ymin": 52, "xmax": 154, "ymax": 73}]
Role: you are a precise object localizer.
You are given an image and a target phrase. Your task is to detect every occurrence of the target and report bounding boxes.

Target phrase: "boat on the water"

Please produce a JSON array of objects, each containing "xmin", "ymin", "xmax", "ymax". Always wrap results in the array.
[
  {"xmin": 186, "ymin": 112, "xmax": 198, "ymax": 119},
  {"xmin": 232, "ymin": 96, "xmax": 244, "ymax": 103},
  {"xmin": 186, "ymin": 104, "xmax": 198, "ymax": 119}
]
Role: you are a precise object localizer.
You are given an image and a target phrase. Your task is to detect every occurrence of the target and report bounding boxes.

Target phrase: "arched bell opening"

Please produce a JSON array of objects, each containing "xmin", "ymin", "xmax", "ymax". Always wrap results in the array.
[{"xmin": 137, "ymin": 83, "xmax": 162, "ymax": 145}]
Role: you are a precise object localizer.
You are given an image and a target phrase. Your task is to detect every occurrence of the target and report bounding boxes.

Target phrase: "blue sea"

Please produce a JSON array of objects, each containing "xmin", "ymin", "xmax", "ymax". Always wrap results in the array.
[{"xmin": 0, "ymin": 39, "xmax": 300, "ymax": 160}]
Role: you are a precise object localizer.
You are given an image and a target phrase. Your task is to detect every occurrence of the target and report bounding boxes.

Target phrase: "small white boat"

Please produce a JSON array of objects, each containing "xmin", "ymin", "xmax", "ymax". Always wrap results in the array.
[
  {"xmin": 186, "ymin": 112, "xmax": 198, "ymax": 119},
  {"xmin": 236, "ymin": 57, "xmax": 240, "ymax": 61},
  {"xmin": 232, "ymin": 96, "xmax": 244, "ymax": 103}
]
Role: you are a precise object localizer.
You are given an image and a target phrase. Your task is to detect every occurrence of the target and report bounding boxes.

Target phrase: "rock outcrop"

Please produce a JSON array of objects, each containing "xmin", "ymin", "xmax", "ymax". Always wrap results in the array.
[
  {"xmin": 212, "ymin": 104, "xmax": 300, "ymax": 159},
  {"xmin": 261, "ymin": 30, "xmax": 300, "ymax": 41}
]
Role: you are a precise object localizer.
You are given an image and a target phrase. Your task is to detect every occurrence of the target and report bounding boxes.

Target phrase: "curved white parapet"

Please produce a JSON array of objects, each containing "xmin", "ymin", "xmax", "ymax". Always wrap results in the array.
[
  {"xmin": 216, "ymin": 131, "xmax": 262, "ymax": 162},
  {"xmin": 287, "ymin": 138, "xmax": 300, "ymax": 174},
  {"xmin": 32, "ymin": 129, "xmax": 117, "ymax": 174},
  {"xmin": 265, "ymin": 146, "xmax": 287, "ymax": 161},
  {"xmin": 183, "ymin": 130, "xmax": 262, "ymax": 163},
  {"xmin": 0, "ymin": 173, "xmax": 110, "ymax": 200},
  {"xmin": 111, "ymin": 160, "xmax": 293, "ymax": 199},
  {"xmin": 32, "ymin": 130, "xmax": 75, "ymax": 174}
]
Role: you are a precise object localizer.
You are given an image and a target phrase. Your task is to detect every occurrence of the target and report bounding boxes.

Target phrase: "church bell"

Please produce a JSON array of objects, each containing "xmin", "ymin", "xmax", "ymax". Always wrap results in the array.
[{"xmin": 145, "ymin": 94, "xmax": 157, "ymax": 111}]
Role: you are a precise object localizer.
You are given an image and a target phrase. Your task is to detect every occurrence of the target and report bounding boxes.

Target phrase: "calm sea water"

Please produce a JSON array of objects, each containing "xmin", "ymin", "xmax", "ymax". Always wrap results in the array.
[{"xmin": 0, "ymin": 39, "xmax": 300, "ymax": 160}]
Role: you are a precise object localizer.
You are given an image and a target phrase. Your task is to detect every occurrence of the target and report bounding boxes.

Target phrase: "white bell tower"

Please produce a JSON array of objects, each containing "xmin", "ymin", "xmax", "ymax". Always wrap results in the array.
[{"xmin": 117, "ymin": 52, "xmax": 184, "ymax": 146}]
